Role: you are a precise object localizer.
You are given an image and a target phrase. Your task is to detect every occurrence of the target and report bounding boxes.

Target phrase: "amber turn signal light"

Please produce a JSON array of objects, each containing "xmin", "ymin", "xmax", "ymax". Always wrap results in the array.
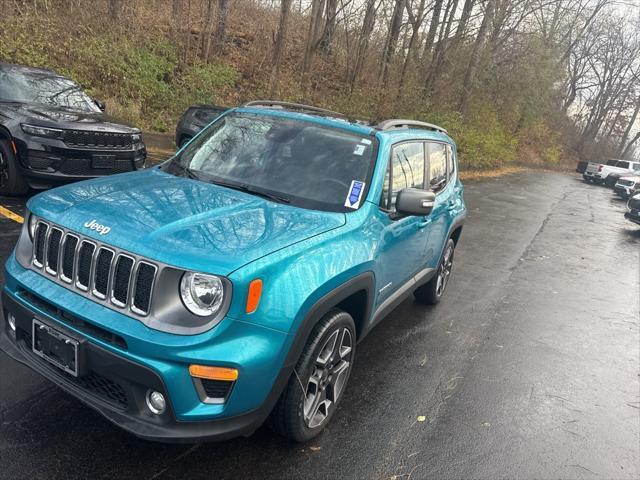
[
  {"xmin": 189, "ymin": 365, "xmax": 238, "ymax": 381},
  {"xmin": 246, "ymin": 279, "xmax": 263, "ymax": 314}
]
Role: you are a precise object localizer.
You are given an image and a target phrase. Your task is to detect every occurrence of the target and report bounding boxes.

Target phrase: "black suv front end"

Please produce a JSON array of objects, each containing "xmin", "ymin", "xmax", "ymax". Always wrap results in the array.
[
  {"xmin": 13, "ymin": 122, "xmax": 146, "ymax": 189},
  {"xmin": 0, "ymin": 62, "xmax": 147, "ymax": 192}
]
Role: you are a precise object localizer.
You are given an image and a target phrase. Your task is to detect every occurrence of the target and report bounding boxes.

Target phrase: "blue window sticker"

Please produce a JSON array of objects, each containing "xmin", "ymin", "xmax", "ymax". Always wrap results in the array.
[{"xmin": 345, "ymin": 180, "xmax": 365, "ymax": 209}]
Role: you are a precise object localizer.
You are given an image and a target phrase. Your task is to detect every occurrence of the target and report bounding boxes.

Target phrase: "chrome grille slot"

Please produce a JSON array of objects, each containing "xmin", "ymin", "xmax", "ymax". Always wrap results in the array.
[
  {"xmin": 132, "ymin": 262, "xmax": 156, "ymax": 316},
  {"xmin": 60, "ymin": 234, "xmax": 79, "ymax": 283},
  {"xmin": 76, "ymin": 241, "xmax": 96, "ymax": 291},
  {"xmin": 30, "ymin": 220, "xmax": 159, "ymax": 320},
  {"xmin": 34, "ymin": 222, "xmax": 48, "ymax": 267},
  {"xmin": 93, "ymin": 248, "xmax": 115, "ymax": 299},
  {"xmin": 45, "ymin": 228, "xmax": 63, "ymax": 275},
  {"xmin": 112, "ymin": 255, "xmax": 134, "ymax": 307}
]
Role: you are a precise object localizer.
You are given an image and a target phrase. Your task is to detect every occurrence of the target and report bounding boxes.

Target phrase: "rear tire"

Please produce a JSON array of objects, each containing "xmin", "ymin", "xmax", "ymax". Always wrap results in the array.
[
  {"xmin": 270, "ymin": 310, "xmax": 355, "ymax": 442},
  {"xmin": 0, "ymin": 140, "xmax": 28, "ymax": 196},
  {"xmin": 414, "ymin": 238, "xmax": 456, "ymax": 305}
]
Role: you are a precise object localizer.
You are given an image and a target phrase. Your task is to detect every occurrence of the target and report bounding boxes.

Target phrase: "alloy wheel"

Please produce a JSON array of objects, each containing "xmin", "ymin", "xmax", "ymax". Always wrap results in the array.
[
  {"xmin": 303, "ymin": 327, "xmax": 353, "ymax": 429},
  {"xmin": 436, "ymin": 243, "xmax": 454, "ymax": 296}
]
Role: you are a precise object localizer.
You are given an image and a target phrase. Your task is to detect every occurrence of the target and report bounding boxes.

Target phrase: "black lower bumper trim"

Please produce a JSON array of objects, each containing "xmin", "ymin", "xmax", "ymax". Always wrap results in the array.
[
  {"xmin": 0, "ymin": 291, "xmax": 291, "ymax": 443},
  {"xmin": 624, "ymin": 212, "xmax": 640, "ymax": 225}
]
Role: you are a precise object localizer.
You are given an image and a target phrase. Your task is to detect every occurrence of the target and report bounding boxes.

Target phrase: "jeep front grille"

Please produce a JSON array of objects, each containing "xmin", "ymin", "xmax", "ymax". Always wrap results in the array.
[
  {"xmin": 32, "ymin": 220, "xmax": 156, "ymax": 316},
  {"xmin": 62, "ymin": 129, "xmax": 134, "ymax": 150}
]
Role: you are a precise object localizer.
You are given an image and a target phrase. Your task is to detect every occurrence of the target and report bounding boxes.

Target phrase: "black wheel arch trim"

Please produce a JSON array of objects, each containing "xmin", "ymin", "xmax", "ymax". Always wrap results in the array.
[{"xmin": 283, "ymin": 272, "xmax": 376, "ymax": 370}]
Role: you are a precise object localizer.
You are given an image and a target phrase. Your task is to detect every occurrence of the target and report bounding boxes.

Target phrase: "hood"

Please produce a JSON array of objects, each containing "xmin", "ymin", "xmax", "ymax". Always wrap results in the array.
[
  {"xmin": 27, "ymin": 168, "xmax": 346, "ymax": 275},
  {"xmin": 620, "ymin": 175, "xmax": 640, "ymax": 182},
  {"xmin": 0, "ymin": 101, "xmax": 139, "ymax": 133}
]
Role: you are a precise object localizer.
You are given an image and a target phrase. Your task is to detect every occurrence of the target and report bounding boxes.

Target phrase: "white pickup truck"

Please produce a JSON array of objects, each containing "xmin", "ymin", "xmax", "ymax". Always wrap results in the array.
[{"xmin": 583, "ymin": 159, "xmax": 640, "ymax": 187}]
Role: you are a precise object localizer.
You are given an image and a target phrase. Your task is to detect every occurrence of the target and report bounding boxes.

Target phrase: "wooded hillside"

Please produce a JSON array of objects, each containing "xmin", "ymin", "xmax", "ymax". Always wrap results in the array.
[{"xmin": 1, "ymin": 0, "xmax": 638, "ymax": 169}]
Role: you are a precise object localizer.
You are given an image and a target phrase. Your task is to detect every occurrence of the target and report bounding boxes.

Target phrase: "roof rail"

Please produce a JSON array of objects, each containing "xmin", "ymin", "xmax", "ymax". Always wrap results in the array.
[
  {"xmin": 377, "ymin": 119, "xmax": 448, "ymax": 134},
  {"xmin": 242, "ymin": 100, "xmax": 347, "ymax": 118}
]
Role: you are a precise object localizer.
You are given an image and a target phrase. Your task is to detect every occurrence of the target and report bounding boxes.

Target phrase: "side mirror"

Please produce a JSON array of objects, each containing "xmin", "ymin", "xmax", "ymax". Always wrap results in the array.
[
  {"xmin": 94, "ymin": 99, "xmax": 106, "ymax": 112},
  {"xmin": 395, "ymin": 188, "xmax": 435, "ymax": 217}
]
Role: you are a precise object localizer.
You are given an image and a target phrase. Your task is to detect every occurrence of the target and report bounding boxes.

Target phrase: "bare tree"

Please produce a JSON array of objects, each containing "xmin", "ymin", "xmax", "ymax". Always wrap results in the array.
[
  {"xmin": 271, "ymin": 0, "xmax": 294, "ymax": 90},
  {"xmin": 459, "ymin": 0, "xmax": 495, "ymax": 112},
  {"xmin": 214, "ymin": 0, "xmax": 230, "ymax": 55},
  {"xmin": 380, "ymin": 0, "xmax": 407, "ymax": 88}
]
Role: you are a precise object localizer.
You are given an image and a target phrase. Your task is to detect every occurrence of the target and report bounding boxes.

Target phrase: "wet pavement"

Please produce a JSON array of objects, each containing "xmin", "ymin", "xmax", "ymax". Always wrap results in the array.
[{"xmin": 0, "ymin": 172, "xmax": 638, "ymax": 479}]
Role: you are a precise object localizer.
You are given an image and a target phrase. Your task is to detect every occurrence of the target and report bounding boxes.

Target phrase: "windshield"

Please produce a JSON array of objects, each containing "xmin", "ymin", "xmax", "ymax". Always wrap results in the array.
[
  {"xmin": 166, "ymin": 112, "xmax": 377, "ymax": 212},
  {"xmin": 0, "ymin": 68, "xmax": 100, "ymax": 113}
]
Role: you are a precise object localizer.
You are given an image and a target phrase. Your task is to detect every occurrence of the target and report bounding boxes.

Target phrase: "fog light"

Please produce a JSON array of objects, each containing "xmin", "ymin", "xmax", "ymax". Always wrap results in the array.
[
  {"xmin": 146, "ymin": 390, "xmax": 166, "ymax": 415},
  {"xmin": 7, "ymin": 313, "xmax": 16, "ymax": 332}
]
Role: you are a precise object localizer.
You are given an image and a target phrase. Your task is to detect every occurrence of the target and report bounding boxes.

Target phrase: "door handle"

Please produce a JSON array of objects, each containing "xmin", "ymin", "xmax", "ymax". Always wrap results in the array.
[
  {"xmin": 447, "ymin": 201, "xmax": 456, "ymax": 212},
  {"xmin": 417, "ymin": 218, "xmax": 431, "ymax": 228}
]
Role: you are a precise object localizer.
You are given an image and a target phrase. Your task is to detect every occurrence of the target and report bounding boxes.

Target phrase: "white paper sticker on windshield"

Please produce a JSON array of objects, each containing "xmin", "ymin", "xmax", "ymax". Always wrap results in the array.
[
  {"xmin": 353, "ymin": 144, "xmax": 366, "ymax": 156},
  {"xmin": 361, "ymin": 138, "xmax": 372, "ymax": 145},
  {"xmin": 345, "ymin": 180, "xmax": 365, "ymax": 209}
]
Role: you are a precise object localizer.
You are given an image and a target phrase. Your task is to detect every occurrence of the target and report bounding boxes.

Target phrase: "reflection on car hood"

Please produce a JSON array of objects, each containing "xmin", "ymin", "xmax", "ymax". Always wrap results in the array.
[
  {"xmin": 27, "ymin": 168, "xmax": 346, "ymax": 275},
  {"xmin": 0, "ymin": 101, "xmax": 139, "ymax": 132}
]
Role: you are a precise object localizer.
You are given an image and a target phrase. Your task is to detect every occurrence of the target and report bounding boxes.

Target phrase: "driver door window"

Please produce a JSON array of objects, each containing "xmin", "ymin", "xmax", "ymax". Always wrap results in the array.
[{"xmin": 380, "ymin": 142, "xmax": 425, "ymax": 211}]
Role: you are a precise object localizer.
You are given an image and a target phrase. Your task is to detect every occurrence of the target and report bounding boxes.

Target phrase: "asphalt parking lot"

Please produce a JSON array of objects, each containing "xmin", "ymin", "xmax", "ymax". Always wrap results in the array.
[{"xmin": 0, "ymin": 172, "xmax": 638, "ymax": 479}]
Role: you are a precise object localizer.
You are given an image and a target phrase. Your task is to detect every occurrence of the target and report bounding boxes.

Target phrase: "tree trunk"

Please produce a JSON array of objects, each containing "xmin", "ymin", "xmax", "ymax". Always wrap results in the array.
[
  {"xmin": 422, "ymin": 0, "xmax": 444, "ymax": 60},
  {"xmin": 458, "ymin": 0, "xmax": 495, "ymax": 113},
  {"xmin": 398, "ymin": 0, "xmax": 427, "ymax": 92},
  {"xmin": 424, "ymin": 0, "xmax": 459, "ymax": 95},
  {"xmin": 201, "ymin": 0, "xmax": 215, "ymax": 61},
  {"xmin": 270, "ymin": 0, "xmax": 293, "ymax": 91},
  {"xmin": 349, "ymin": 0, "xmax": 377, "ymax": 91},
  {"xmin": 318, "ymin": 0, "xmax": 338, "ymax": 55},
  {"xmin": 214, "ymin": 0, "xmax": 230, "ymax": 55},
  {"xmin": 109, "ymin": 0, "xmax": 123, "ymax": 19},
  {"xmin": 302, "ymin": 0, "xmax": 326, "ymax": 76},
  {"xmin": 380, "ymin": 0, "xmax": 406, "ymax": 88},
  {"xmin": 618, "ymin": 99, "xmax": 640, "ymax": 156},
  {"xmin": 453, "ymin": 0, "xmax": 475, "ymax": 43},
  {"xmin": 621, "ymin": 131, "xmax": 640, "ymax": 159}
]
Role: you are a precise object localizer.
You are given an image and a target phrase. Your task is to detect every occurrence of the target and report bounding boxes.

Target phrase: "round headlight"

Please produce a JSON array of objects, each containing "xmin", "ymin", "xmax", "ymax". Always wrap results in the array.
[
  {"xmin": 131, "ymin": 133, "xmax": 142, "ymax": 143},
  {"xmin": 28, "ymin": 213, "xmax": 38, "ymax": 240},
  {"xmin": 180, "ymin": 272, "xmax": 225, "ymax": 317}
]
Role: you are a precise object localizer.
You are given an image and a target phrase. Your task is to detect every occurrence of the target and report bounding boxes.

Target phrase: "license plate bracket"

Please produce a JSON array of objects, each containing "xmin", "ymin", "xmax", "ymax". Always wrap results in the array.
[
  {"xmin": 32, "ymin": 319, "xmax": 85, "ymax": 377},
  {"xmin": 92, "ymin": 154, "xmax": 116, "ymax": 169}
]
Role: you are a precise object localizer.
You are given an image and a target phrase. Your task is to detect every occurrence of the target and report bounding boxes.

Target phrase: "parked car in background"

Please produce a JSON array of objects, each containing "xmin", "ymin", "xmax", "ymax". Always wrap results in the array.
[
  {"xmin": 614, "ymin": 175, "xmax": 640, "ymax": 199},
  {"xmin": 583, "ymin": 159, "xmax": 640, "ymax": 187},
  {"xmin": 576, "ymin": 160, "xmax": 588, "ymax": 173},
  {"xmin": 0, "ymin": 63, "xmax": 146, "ymax": 196},
  {"xmin": 0, "ymin": 101, "xmax": 466, "ymax": 442},
  {"xmin": 625, "ymin": 194, "xmax": 640, "ymax": 226},
  {"xmin": 175, "ymin": 104, "xmax": 228, "ymax": 148}
]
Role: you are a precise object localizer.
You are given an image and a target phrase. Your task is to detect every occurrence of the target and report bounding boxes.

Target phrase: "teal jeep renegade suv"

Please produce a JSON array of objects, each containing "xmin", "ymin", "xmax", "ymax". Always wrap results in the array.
[{"xmin": 0, "ymin": 101, "xmax": 466, "ymax": 442}]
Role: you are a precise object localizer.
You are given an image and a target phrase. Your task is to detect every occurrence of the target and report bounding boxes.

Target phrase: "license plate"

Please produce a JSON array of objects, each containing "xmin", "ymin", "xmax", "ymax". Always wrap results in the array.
[
  {"xmin": 32, "ymin": 319, "xmax": 80, "ymax": 377},
  {"xmin": 92, "ymin": 154, "xmax": 115, "ymax": 169}
]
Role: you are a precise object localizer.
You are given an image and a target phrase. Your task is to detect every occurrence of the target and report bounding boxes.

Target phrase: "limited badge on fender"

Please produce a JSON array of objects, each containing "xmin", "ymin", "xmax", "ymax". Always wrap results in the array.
[{"xmin": 345, "ymin": 180, "xmax": 365, "ymax": 209}]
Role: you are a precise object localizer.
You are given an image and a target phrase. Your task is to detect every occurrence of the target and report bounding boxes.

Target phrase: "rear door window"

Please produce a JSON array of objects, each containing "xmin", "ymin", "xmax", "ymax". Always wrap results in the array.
[
  {"xmin": 617, "ymin": 161, "xmax": 629, "ymax": 169},
  {"xmin": 427, "ymin": 143, "xmax": 447, "ymax": 192}
]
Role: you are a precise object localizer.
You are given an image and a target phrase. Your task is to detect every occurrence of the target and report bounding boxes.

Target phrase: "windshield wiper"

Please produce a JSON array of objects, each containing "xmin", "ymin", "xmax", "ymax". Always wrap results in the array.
[{"xmin": 211, "ymin": 179, "xmax": 291, "ymax": 204}]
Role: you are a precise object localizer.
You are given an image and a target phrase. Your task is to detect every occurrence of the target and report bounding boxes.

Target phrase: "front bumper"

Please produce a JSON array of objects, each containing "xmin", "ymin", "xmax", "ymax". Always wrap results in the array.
[
  {"xmin": 614, "ymin": 185, "xmax": 637, "ymax": 198},
  {"xmin": 625, "ymin": 210, "xmax": 640, "ymax": 225},
  {"xmin": 0, "ymin": 256, "xmax": 293, "ymax": 442},
  {"xmin": 13, "ymin": 134, "xmax": 146, "ymax": 189}
]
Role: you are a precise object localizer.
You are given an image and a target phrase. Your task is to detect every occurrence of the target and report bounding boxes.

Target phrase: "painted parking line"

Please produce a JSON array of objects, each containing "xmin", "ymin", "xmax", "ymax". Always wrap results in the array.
[{"xmin": 0, "ymin": 205, "xmax": 24, "ymax": 224}]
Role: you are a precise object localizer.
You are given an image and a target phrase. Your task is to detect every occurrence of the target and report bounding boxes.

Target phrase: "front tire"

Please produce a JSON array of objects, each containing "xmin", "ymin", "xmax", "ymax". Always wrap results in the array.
[
  {"xmin": 414, "ymin": 238, "xmax": 456, "ymax": 305},
  {"xmin": 271, "ymin": 310, "xmax": 355, "ymax": 442},
  {"xmin": 0, "ymin": 140, "xmax": 28, "ymax": 196}
]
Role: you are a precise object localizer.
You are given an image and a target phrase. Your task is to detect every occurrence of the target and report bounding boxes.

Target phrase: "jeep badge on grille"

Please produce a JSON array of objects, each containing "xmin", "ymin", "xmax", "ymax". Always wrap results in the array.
[{"xmin": 84, "ymin": 219, "xmax": 111, "ymax": 235}]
